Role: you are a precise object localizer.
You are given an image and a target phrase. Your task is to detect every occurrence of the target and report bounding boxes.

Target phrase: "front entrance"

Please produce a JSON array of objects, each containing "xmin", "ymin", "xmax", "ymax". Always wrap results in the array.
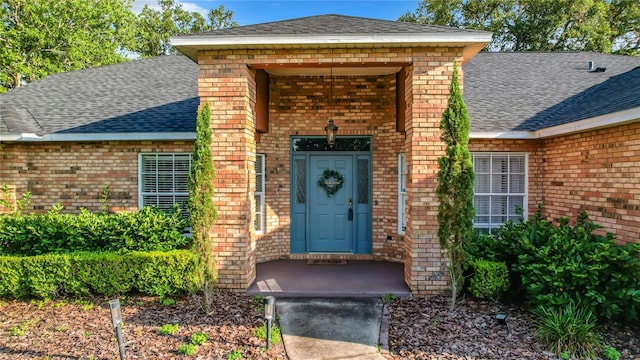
[{"xmin": 290, "ymin": 137, "xmax": 372, "ymax": 254}]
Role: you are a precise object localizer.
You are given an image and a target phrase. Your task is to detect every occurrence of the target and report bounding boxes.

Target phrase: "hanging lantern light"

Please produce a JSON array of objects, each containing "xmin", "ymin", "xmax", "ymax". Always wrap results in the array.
[
  {"xmin": 325, "ymin": 68, "xmax": 338, "ymax": 147},
  {"xmin": 325, "ymin": 119, "xmax": 338, "ymax": 147}
]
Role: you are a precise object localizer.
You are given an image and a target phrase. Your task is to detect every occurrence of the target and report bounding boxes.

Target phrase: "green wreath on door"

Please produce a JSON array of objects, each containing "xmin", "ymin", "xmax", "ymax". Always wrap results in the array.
[{"xmin": 318, "ymin": 169, "xmax": 344, "ymax": 197}]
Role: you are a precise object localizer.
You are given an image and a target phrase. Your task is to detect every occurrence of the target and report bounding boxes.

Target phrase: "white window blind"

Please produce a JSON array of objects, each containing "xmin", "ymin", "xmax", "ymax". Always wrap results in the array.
[
  {"xmin": 472, "ymin": 153, "xmax": 527, "ymax": 234},
  {"xmin": 139, "ymin": 153, "xmax": 191, "ymax": 218},
  {"xmin": 398, "ymin": 154, "xmax": 407, "ymax": 234},
  {"xmin": 255, "ymin": 154, "xmax": 265, "ymax": 234}
]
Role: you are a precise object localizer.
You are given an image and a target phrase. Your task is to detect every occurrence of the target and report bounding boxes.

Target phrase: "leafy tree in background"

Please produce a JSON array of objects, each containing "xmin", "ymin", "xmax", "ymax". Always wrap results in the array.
[
  {"xmin": 0, "ymin": 0, "xmax": 238, "ymax": 91},
  {"xmin": 0, "ymin": 0, "xmax": 136, "ymax": 92},
  {"xmin": 134, "ymin": 0, "xmax": 237, "ymax": 57},
  {"xmin": 188, "ymin": 102, "xmax": 218, "ymax": 313},
  {"xmin": 400, "ymin": 0, "xmax": 639, "ymax": 55},
  {"xmin": 436, "ymin": 63, "xmax": 475, "ymax": 309}
]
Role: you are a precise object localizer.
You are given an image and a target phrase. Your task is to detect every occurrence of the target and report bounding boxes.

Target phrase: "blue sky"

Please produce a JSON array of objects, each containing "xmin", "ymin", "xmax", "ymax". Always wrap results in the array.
[{"xmin": 132, "ymin": 0, "xmax": 421, "ymax": 25}]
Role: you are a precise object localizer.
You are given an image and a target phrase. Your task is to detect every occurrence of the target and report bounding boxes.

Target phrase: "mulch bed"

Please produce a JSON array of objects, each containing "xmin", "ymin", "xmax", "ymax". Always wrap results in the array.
[
  {"xmin": 1, "ymin": 291, "xmax": 639, "ymax": 360},
  {"xmin": 386, "ymin": 296, "xmax": 640, "ymax": 360},
  {"xmin": 0, "ymin": 291, "xmax": 286, "ymax": 359}
]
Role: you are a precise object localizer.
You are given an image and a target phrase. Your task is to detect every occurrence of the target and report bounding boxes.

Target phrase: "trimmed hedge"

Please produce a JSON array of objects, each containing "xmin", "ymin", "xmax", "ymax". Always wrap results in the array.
[
  {"xmin": 0, "ymin": 206, "xmax": 189, "ymax": 256},
  {"xmin": 0, "ymin": 250, "xmax": 202, "ymax": 299},
  {"xmin": 468, "ymin": 259, "xmax": 510, "ymax": 301}
]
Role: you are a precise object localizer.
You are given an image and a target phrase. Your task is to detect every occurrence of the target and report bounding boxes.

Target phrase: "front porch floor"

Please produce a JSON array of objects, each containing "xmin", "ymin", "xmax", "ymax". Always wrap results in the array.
[{"xmin": 246, "ymin": 260, "xmax": 411, "ymax": 298}]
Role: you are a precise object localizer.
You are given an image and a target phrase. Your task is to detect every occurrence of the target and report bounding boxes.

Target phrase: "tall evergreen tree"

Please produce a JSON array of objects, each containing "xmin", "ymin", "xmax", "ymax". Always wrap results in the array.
[
  {"xmin": 188, "ymin": 102, "xmax": 218, "ymax": 312},
  {"xmin": 436, "ymin": 62, "xmax": 475, "ymax": 308}
]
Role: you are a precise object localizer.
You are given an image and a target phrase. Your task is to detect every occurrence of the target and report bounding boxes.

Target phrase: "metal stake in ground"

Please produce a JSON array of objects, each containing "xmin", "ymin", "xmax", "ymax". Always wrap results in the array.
[
  {"xmin": 109, "ymin": 299, "xmax": 126, "ymax": 360},
  {"xmin": 263, "ymin": 296, "xmax": 275, "ymax": 349}
]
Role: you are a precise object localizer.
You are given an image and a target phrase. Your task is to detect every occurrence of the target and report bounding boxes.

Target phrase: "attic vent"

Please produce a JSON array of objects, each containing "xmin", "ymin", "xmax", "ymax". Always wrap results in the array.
[{"xmin": 588, "ymin": 62, "xmax": 606, "ymax": 73}]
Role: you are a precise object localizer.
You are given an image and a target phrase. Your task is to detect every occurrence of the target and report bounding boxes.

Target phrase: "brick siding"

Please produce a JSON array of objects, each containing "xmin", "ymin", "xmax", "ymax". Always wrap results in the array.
[
  {"xmin": 542, "ymin": 122, "xmax": 640, "ymax": 243},
  {"xmin": 0, "ymin": 141, "xmax": 193, "ymax": 213}
]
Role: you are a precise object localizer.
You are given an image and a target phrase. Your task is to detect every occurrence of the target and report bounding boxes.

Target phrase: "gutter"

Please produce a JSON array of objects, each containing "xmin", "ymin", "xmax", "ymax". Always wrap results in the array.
[{"xmin": 0, "ymin": 132, "xmax": 196, "ymax": 142}]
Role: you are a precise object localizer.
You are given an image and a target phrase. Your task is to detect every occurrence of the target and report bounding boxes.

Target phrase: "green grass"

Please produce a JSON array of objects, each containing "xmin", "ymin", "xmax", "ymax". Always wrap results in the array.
[{"xmin": 533, "ymin": 303, "xmax": 601, "ymax": 359}]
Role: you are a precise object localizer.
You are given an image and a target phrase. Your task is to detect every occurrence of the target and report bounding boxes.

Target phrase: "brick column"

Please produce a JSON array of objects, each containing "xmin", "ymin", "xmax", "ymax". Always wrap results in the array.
[
  {"xmin": 404, "ymin": 48, "xmax": 462, "ymax": 295},
  {"xmin": 199, "ymin": 52, "xmax": 257, "ymax": 291}
]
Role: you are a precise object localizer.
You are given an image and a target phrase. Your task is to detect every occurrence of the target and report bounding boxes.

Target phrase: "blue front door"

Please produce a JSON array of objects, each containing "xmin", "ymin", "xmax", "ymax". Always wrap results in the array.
[
  {"xmin": 290, "ymin": 136, "xmax": 372, "ymax": 254},
  {"xmin": 309, "ymin": 155, "xmax": 353, "ymax": 252}
]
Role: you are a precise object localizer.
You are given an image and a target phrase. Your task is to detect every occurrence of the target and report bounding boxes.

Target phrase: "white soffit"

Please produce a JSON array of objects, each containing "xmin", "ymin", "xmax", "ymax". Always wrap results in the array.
[{"xmin": 170, "ymin": 33, "xmax": 492, "ymax": 48}]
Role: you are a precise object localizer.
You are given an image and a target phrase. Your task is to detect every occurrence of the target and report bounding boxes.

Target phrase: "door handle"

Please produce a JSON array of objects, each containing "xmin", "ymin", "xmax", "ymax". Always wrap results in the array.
[{"xmin": 348, "ymin": 198, "xmax": 353, "ymax": 206}]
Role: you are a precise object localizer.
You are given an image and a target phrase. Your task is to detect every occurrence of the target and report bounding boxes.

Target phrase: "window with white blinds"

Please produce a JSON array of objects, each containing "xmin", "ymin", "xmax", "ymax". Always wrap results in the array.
[
  {"xmin": 398, "ymin": 154, "xmax": 407, "ymax": 234},
  {"xmin": 139, "ymin": 153, "xmax": 191, "ymax": 218},
  {"xmin": 255, "ymin": 154, "xmax": 265, "ymax": 234},
  {"xmin": 472, "ymin": 153, "xmax": 527, "ymax": 234}
]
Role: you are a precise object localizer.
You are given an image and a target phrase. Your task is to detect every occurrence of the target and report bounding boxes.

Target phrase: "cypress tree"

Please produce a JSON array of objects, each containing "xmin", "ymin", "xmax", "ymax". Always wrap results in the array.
[
  {"xmin": 188, "ymin": 102, "xmax": 218, "ymax": 312},
  {"xmin": 436, "ymin": 62, "xmax": 475, "ymax": 308}
]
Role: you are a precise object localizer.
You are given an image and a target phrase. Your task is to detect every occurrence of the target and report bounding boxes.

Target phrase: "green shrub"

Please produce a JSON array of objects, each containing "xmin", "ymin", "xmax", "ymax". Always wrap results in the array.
[
  {"xmin": 158, "ymin": 323, "xmax": 179, "ymax": 335},
  {"xmin": 602, "ymin": 345, "xmax": 621, "ymax": 360},
  {"xmin": 131, "ymin": 251, "xmax": 202, "ymax": 297},
  {"xmin": 466, "ymin": 209, "xmax": 640, "ymax": 324},
  {"xmin": 177, "ymin": 343, "xmax": 197, "ymax": 355},
  {"xmin": 533, "ymin": 302, "xmax": 601, "ymax": 359},
  {"xmin": 72, "ymin": 252, "xmax": 134, "ymax": 297},
  {"xmin": 253, "ymin": 322, "xmax": 281, "ymax": 345},
  {"xmin": 0, "ymin": 250, "xmax": 202, "ymax": 299},
  {"xmin": 190, "ymin": 332, "xmax": 209, "ymax": 345},
  {"xmin": 468, "ymin": 259, "xmax": 510, "ymax": 301},
  {"xmin": 0, "ymin": 257, "xmax": 25, "ymax": 298},
  {"xmin": 21, "ymin": 254, "xmax": 73, "ymax": 299},
  {"xmin": 0, "ymin": 205, "xmax": 188, "ymax": 256}
]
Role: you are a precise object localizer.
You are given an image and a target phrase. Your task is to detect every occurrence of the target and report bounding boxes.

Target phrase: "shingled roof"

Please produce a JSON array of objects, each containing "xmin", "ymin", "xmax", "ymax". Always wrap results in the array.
[
  {"xmin": 0, "ymin": 55, "xmax": 198, "ymax": 139},
  {"xmin": 463, "ymin": 52, "xmax": 640, "ymax": 133},
  {"xmin": 171, "ymin": 14, "xmax": 491, "ymax": 61},
  {"xmin": 185, "ymin": 14, "xmax": 484, "ymax": 36},
  {"xmin": 1, "ymin": 51, "xmax": 638, "ymax": 141}
]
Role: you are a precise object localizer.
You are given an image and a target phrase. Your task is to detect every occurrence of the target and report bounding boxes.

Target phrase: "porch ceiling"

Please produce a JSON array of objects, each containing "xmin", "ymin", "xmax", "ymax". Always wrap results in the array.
[
  {"xmin": 265, "ymin": 67, "xmax": 401, "ymax": 76},
  {"xmin": 258, "ymin": 65, "xmax": 404, "ymax": 76}
]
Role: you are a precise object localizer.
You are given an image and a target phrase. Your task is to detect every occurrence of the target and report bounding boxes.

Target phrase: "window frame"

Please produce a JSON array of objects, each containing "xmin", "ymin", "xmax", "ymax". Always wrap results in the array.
[
  {"xmin": 471, "ymin": 152, "xmax": 528, "ymax": 234},
  {"xmin": 138, "ymin": 153, "xmax": 192, "ymax": 216},
  {"xmin": 398, "ymin": 154, "xmax": 407, "ymax": 235},
  {"xmin": 255, "ymin": 153, "xmax": 266, "ymax": 234}
]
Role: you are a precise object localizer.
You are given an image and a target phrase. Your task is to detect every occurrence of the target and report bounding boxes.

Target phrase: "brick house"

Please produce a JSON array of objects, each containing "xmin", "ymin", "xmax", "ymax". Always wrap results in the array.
[{"xmin": 1, "ymin": 15, "xmax": 639, "ymax": 294}]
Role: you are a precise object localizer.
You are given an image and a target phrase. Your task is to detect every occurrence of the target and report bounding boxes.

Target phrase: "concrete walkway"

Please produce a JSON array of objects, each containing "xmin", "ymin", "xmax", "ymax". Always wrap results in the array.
[{"xmin": 276, "ymin": 298, "xmax": 387, "ymax": 360}]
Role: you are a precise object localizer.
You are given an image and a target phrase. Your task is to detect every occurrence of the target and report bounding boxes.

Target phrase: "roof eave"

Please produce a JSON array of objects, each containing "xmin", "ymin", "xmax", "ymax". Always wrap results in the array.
[
  {"xmin": 0, "ymin": 132, "xmax": 197, "ymax": 142},
  {"xmin": 470, "ymin": 107, "xmax": 640, "ymax": 140},
  {"xmin": 533, "ymin": 107, "xmax": 640, "ymax": 139},
  {"xmin": 171, "ymin": 33, "xmax": 492, "ymax": 62}
]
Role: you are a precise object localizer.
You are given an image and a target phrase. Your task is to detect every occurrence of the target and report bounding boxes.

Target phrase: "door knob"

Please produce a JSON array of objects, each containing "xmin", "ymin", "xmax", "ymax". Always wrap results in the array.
[{"xmin": 348, "ymin": 198, "xmax": 353, "ymax": 206}]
